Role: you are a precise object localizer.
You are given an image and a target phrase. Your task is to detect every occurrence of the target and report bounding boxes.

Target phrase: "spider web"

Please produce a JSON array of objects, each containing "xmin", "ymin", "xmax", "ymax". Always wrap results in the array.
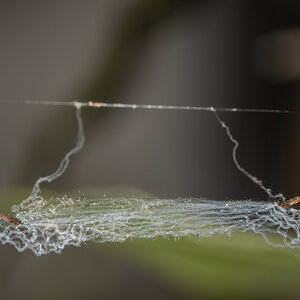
[{"xmin": 0, "ymin": 100, "xmax": 298, "ymax": 256}]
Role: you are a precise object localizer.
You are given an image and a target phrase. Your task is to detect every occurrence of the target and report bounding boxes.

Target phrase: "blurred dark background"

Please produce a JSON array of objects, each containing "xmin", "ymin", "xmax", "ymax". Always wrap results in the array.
[
  {"xmin": 0, "ymin": 0, "xmax": 300, "ymax": 200},
  {"xmin": 1, "ymin": 1, "xmax": 300, "ymax": 299}
]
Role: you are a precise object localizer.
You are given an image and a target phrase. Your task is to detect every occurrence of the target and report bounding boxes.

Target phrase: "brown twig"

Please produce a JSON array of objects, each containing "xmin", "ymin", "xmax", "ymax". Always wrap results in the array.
[
  {"xmin": 280, "ymin": 196, "xmax": 300, "ymax": 208},
  {"xmin": 0, "ymin": 211, "xmax": 21, "ymax": 226}
]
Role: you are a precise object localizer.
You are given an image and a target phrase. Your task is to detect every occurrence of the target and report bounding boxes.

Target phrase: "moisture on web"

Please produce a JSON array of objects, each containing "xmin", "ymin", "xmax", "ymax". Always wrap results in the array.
[
  {"xmin": 0, "ymin": 100, "xmax": 298, "ymax": 255},
  {"xmin": 3, "ymin": 197, "xmax": 300, "ymax": 256}
]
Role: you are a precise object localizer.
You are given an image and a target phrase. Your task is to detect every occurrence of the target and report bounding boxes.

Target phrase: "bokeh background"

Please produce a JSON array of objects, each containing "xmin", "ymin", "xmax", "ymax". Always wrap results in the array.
[{"xmin": 1, "ymin": 0, "xmax": 300, "ymax": 299}]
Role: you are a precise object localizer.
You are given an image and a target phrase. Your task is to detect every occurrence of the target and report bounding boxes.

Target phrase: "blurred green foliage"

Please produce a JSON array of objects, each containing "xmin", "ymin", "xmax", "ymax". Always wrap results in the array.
[
  {"xmin": 121, "ymin": 234, "xmax": 300, "ymax": 299},
  {"xmin": 1, "ymin": 188, "xmax": 300, "ymax": 299}
]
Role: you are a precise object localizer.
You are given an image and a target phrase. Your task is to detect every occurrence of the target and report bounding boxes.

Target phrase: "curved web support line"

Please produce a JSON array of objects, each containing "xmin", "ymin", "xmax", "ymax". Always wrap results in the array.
[
  {"xmin": 211, "ymin": 108, "xmax": 285, "ymax": 201},
  {"xmin": 7, "ymin": 99, "xmax": 285, "ymax": 207},
  {"xmin": 20, "ymin": 102, "xmax": 85, "ymax": 208}
]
